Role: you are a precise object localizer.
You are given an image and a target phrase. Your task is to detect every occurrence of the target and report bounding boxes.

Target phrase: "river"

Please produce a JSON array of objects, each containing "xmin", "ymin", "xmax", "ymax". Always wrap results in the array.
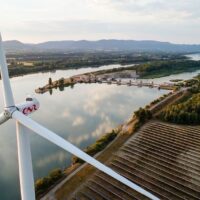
[
  {"xmin": 0, "ymin": 55, "xmax": 200, "ymax": 199},
  {"xmin": 186, "ymin": 53, "xmax": 200, "ymax": 61}
]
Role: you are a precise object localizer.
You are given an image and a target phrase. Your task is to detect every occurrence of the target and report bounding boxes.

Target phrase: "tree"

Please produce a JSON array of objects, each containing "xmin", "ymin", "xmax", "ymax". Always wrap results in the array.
[
  {"xmin": 58, "ymin": 78, "xmax": 64, "ymax": 85},
  {"xmin": 49, "ymin": 77, "xmax": 52, "ymax": 85},
  {"xmin": 49, "ymin": 168, "xmax": 63, "ymax": 182},
  {"xmin": 35, "ymin": 177, "xmax": 50, "ymax": 193}
]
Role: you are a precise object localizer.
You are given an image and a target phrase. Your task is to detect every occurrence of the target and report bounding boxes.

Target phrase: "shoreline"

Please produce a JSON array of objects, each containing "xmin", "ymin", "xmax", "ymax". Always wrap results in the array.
[
  {"xmin": 0, "ymin": 60, "xmax": 142, "ymax": 80},
  {"xmin": 35, "ymin": 68, "xmax": 176, "ymax": 94}
]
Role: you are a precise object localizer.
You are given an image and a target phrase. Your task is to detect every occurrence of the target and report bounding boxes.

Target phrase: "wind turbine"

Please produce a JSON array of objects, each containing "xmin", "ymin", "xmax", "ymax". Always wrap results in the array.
[{"xmin": 0, "ymin": 33, "xmax": 159, "ymax": 200}]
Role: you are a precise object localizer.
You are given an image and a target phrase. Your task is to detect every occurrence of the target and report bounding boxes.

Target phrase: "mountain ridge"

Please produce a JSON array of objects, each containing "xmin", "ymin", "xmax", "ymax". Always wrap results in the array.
[{"xmin": 3, "ymin": 39, "xmax": 200, "ymax": 53}]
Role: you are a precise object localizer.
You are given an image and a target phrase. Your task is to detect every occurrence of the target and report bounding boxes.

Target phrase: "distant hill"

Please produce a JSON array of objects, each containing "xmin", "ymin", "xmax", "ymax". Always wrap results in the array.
[
  {"xmin": 3, "ymin": 39, "xmax": 200, "ymax": 53},
  {"xmin": 3, "ymin": 40, "xmax": 38, "ymax": 53}
]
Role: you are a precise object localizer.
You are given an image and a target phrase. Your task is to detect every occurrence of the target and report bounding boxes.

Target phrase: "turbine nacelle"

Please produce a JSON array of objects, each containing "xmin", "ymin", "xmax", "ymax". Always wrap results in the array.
[
  {"xmin": 0, "ymin": 97, "xmax": 39, "ymax": 125},
  {"xmin": 16, "ymin": 97, "xmax": 40, "ymax": 116}
]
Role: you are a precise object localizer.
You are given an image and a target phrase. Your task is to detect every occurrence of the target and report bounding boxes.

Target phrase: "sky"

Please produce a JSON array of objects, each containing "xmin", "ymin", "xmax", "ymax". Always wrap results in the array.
[{"xmin": 0, "ymin": 0, "xmax": 200, "ymax": 44}]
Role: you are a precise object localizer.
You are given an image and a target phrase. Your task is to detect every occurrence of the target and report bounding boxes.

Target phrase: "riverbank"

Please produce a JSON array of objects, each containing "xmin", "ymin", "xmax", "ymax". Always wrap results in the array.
[
  {"xmin": 40, "ymin": 88, "xmax": 186, "ymax": 200},
  {"xmin": 34, "ymin": 59, "xmax": 200, "ymax": 94},
  {"xmin": 0, "ymin": 62, "xmax": 133, "ymax": 80},
  {"xmin": 34, "ymin": 67, "xmax": 138, "ymax": 94}
]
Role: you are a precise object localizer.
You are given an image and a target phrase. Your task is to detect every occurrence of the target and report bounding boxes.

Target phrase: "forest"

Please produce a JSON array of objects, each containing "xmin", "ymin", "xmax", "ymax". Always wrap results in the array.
[
  {"xmin": 159, "ymin": 75, "xmax": 200, "ymax": 125},
  {"xmin": 86, "ymin": 59, "xmax": 200, "ymax": 79},
  {"xmin": 134, "ymin": 60, "xmax": 200, "ymax": 78}
]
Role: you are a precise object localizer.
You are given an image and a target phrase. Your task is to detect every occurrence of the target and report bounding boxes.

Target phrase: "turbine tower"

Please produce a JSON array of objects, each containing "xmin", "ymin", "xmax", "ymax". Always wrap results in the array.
[{"xmin": 0, "ymin": 33, "xmax": 159, "ymax": 200}]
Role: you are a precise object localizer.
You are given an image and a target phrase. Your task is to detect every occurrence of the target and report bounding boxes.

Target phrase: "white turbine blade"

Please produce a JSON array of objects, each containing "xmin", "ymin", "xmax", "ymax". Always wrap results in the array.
[
  {"xmin": 12, "ymin": 110, "xmax": 159, "ymax": 200},
  {"xmin": 0, "ymin": 33, "xmax": 15, "ymax": 107},
  {"xmin": 16, "ymin": 122, "xmax": 35, "ymax": 200}
]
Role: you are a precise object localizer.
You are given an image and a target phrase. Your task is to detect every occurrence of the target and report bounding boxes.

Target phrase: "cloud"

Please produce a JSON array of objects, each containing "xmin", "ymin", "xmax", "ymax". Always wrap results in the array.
[
  {"xmin": 67, "ymin": 114, "xmax": 115, "ymax": 146},
  {"xmin": 36, "ymin": 151, "xmax": 67, "ymax": 168},
  {"xmin": 1, "ymin": 0, "xmax": 200, "ymax": 43},
  {"xmin": 91, "ymin": 0, "xmax": 200, "ymax": 19},
  {"xmin": 61, "ymin": 109, "xmax": 70, "ymax": 118},
  {"xmin": 91, "ymin": 116, "xmax": 114, "ymax": 138},
  {"xmin": 83, "ymin": 85, "xmax": 119, "ymax": 116},
  {"xmin": 72, "ymin": 116, "xmax": 85, "ymax": 126},
  {"xmin": 68, "ymin": 134, "xmax": 90, "ymax": 145}
]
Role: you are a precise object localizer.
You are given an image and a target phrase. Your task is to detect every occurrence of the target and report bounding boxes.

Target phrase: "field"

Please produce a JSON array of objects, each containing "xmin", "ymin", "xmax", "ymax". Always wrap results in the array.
[{"xmin": 70, "ymin": 121, "xmax": 200, "ymax": 200}]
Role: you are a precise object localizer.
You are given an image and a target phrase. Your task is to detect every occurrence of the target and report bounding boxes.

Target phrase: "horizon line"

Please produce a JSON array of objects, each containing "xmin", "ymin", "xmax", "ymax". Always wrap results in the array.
[{"xmin": 3, "ymin": 38, "xmax": 200, "ymax": 46}]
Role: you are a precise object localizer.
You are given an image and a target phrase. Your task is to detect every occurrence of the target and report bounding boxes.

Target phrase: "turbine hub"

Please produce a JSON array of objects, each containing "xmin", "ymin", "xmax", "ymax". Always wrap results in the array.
[{"xmin": 0, "ymin": 111, "xmax": 10, "ymax": 125}]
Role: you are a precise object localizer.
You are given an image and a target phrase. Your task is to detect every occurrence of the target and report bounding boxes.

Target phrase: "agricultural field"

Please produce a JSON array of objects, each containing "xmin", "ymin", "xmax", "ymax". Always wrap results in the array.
[{"xmin": 70, "ymin": 121, "xmax": 200, "ymax": 200}]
